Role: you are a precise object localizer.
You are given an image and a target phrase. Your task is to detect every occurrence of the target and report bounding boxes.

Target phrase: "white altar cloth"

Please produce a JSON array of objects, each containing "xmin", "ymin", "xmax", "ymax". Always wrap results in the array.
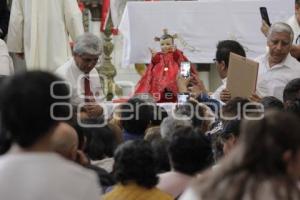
[{"xmin": 119, "ymin": 0, "xmax": 293, "ymax": 66}]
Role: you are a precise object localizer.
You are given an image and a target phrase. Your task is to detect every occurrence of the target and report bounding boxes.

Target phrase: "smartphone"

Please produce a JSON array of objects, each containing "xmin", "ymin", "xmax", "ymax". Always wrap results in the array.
[
  {"xmin": 177, "ymin": 92, "xmax": 190, "ymax": 105},
  {"xmin": 180, "ymin": 62, "xmax": 191, "ymax": 78},
  {"xmin": 260, "ymin": 7, "xmax": 271, "ymax": 26}
]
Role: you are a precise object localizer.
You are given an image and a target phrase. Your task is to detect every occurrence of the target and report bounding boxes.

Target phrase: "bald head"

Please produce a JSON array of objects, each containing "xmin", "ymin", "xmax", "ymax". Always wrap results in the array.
[{"xmin": 52, "ymin": 123, "xmax": 78, "ymax": 161}]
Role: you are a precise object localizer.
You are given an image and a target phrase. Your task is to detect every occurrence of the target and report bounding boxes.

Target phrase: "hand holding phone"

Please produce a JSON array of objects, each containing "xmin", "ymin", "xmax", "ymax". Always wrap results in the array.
[
  {"xmin": 180, "ymin": 62, "xmax": 191, "ymax": 79},
  {"xmin": 177, "ymin": 92, "xmax": 190, "ymax": 105},
  {"xmin": 260, "ymin": 7, "xmax": 271, "ymax": 27}
]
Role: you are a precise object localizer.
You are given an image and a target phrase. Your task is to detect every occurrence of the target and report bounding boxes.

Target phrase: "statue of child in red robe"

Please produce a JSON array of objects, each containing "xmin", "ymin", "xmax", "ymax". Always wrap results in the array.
[{"xmin": 134, "ymin": 29, "xmax": 198, "ymax": 102}]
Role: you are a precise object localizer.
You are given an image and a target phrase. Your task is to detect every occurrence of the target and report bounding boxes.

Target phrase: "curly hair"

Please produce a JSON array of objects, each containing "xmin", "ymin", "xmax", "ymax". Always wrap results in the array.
[
  {"xmin": 168, "ymin": 126, "xmax": 213, "ymax": 175},
  {"xmin": 113, "ymin": 140, "xmax": 159, "ymax": 188}
]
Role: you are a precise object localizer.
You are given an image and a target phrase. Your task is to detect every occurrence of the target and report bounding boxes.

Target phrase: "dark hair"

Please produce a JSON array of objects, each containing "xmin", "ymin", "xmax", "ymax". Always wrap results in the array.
[
  {"xmin": 113, "ymin": 140, "xmax": 158, "ymax": 188},
  {"xmin": 0, "ymin": 71, "xmax": 70, "ymax": 148},
  {"xmin": 168, "ymin": 126, "xmax": 213, "ymax": 175},
  {"xmin": 220, "ymin": 119, "xmax": 241, "ymax": 140},
  {"xmin": 221, "ymin": 97, "xmax": 258, "ymax": 120},
  {"xmin": 160, "ymin": 34, "xmax": 174, "ymax": 42},
  {"xmin": 296, "ymin": 0, "xmax": 300, "ymax": 5},
  {"xmin": 215, "ymin": 40, "xmax": 246, "ymax": 68},
  {"xmin": 151, "ymin": 138, "xmax": 171, "ymax": 173},
  {"xmin": 197, "ymin": 111, "xmax": 300, "ymax": 200},
  {"xmin": 175, "ymin": 100, "xmax": 206, "ymax": 132},
  {"xmin": 261, "ymin": 96, "xmax": 284, "ymax": 111},
  {"xmin": 120, "ymin": 98, "xmax": 152, "ymax": 135},
  {"xmin": 283, "ymin": 78, "xmax": 300, "ymax": 117},
  {"xmin": 84, "ymin": 125, "xmax": 117, "ymax": 160},
  {"xmin": 283, "ymin": 78, "xmax": 300, "ymax": 102},
  {"xmin": 150, "ymin": 106, "xmax": 168, "ymax": 126}
]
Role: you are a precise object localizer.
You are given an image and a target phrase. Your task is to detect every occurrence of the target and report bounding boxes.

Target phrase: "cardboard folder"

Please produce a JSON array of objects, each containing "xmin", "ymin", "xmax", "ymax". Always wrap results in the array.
[{"xmin": 226, "ymin": 53, "xmax": 259, "ymax": 98}]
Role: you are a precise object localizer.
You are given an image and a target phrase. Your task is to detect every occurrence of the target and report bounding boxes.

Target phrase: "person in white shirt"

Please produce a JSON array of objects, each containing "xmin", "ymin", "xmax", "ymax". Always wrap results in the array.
[
  {"xmin": 0, "ymin": 39, "xmax": 14, "ymax": 75},
  {"xmin": 256, "ymin": 22, "xmax": 300, "ymax": 101},
  {"xmin": 261, "ymin": 0, "xmax": 300, "ymax": 60},
  {"xmin": 7, "ymin": 0, "xmax": 84, "ymax": 71},
  {"xmin": 223, "ymin": 22, "xmax": 300, "ymax": 102},
  {"xmin": 56, "ymin": 33, "xmax": 104, "ymax": 119},
  {"xmin": 0, "ymin": 71, "xmax": 101, "ymax": 200},
  {"xmin": 211, "ymin": 40, "xmax": 246, "ymax": 103}
]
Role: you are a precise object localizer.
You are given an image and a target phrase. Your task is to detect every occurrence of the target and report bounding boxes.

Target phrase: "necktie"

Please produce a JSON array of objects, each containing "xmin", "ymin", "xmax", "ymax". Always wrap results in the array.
[{"xmin": 84, "ymin": 75, "xmax": 93, "ymax": 102}]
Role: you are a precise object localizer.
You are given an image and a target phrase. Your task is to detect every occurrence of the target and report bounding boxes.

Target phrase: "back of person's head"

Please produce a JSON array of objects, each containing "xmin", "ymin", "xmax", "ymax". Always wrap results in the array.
[
  {"xmin": 267, "ymin": 22, "xmax": 294, "ymax": 44},
  {"xmin": 160, "ymin": 115, "xmax": 192, "ymax": 139},
  {"xmin": 0, "ymin": 71, "xmax": 70, "ymax": 148},
  {"xmin": 197, "ymin": 111, "xmax": 300, "ymax": 200},
  {"xmin": 168, "ymin": 126, "xmax": 213, "ymax": 175},
  {"xmin": 83, "ymin": 125, "xmax": 117, "ymax": 160},
  {"xmin": 176, "ymin": 100, "xmax": 216, "ymax": 133},
  {"xmin": 261, "ymin": 96, "xmax": 284, "ymax": 111},
  {"xmin": 220, "ymin": 119, "xmax": 241, "ymax": 140},
  {"xmin": 150, "ymin": 138, "xmax": 171, "ymax": 173},
  {"xmin": 237, "ymin": 111, "xmax": 300, "ymax": 175},
  {"xmin": 283, "ymin": 78, "xmax": 300, "ymax": 102},
  {"xmin": 120, "ymin": 98, "xmax": 152, "ymax": 135},
  {"xmin": 144, "ymin": 126, "xmax": 162, "ymax": 142},
  {"xmin": 51, "ymin": 122, "xmax": 78, "ymax": 161},
  {"xmin": 221, "ymin": 97, "xmax": 258, "ymax": 120},
  {"xmin": 73, "ymin": 33, "xmax": 103, "ymax": 56},
  {"xmin": 150, "ymin": 106, "xmax": 168, "ymax": 126},
  {"xmin": 175, "ymin": 100, "xmax": 205, "ymax": 130},
  {"xmin": 283, "ymin": 78, "xmax": 300, "ymax": 117},
  {"xmin": 215, "ymin": 40, "xmax": 246, "ymax": 68},
  {"xmin": 113, "ymin": 140, "xmax": 158, "ymax": 188}
]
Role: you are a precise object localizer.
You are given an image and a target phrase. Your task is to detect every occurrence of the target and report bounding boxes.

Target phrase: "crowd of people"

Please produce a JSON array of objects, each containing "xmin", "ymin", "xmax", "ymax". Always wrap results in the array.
[{"xmin": 0, "ymin": 0, "xmax": 300, "ymax": 200}]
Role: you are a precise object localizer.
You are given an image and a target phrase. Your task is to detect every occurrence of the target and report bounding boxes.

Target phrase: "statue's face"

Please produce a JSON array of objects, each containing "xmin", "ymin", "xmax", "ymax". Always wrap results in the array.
[{"xmin": 160, "ymin": 38, "xmax": 174, "ymax": 53}]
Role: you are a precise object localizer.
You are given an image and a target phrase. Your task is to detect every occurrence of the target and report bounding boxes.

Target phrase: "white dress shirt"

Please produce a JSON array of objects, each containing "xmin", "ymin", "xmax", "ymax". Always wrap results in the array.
[
  {"xmin": 56, "ymin": 58, "xmax": 104, "ymax": 106},
  {"xmin": 255, "ymin": 54, "xmax": 300, "ymax": 101},
  {"xmin": 210, "ymin": 78, "xmax": 227, "ymax": 102}
]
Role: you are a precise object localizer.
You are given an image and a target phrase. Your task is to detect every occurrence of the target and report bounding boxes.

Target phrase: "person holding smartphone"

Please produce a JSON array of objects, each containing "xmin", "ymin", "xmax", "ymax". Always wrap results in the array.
[{"xmin": 261, "ymin": 2, "xmax": 300, "ymax": 60}]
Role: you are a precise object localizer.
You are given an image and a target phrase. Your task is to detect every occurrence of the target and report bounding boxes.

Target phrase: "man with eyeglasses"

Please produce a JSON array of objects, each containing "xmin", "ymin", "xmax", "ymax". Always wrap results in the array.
[{"xmin": 211, "ymin": 40, "xmax": 246, "ymax": 103}]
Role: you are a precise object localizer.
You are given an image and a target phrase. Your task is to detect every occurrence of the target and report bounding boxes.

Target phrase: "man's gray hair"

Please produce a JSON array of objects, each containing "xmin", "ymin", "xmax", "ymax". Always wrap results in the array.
[
  {"xmin": 267, "ymin": 22, "xmax": 294, "ymax": 44},
  {"xmin": 160, "ymin": 115, "xmax": 192, "ymax": 139},
  {"xmin": 73, "ymin": 33, "xmax": 103, "ymax": 55}
]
